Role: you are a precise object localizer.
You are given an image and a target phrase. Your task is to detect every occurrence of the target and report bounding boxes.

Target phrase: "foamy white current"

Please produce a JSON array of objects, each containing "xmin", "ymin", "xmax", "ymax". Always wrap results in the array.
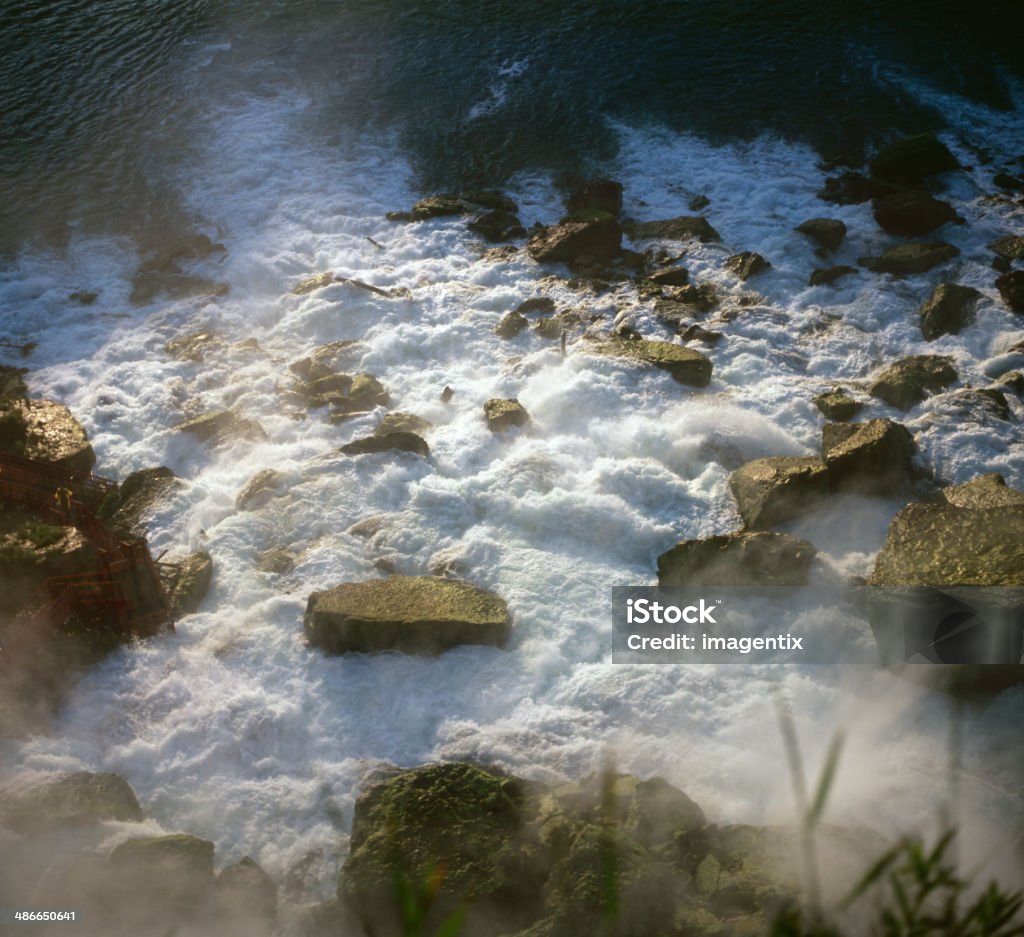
[{"xmin": 1, "ymin": 62, "xmax": 1023, "ymax": 900}]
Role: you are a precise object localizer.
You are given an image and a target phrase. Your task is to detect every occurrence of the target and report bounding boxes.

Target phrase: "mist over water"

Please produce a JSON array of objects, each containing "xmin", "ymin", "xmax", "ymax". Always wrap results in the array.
[{"xmin": 1, "ymin": 0, "xmax": 1023, "ymax": 905}]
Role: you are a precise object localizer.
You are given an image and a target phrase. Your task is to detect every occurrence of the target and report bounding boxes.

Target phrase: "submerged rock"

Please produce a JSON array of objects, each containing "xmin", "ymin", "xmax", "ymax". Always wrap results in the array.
[
  {"xmin": 166, "ymin": 550, "xmax": 214, "ymax": 617},
  {"xmin": 236, "ymin": 469, "xmax": 287, "ymax": 511},
  {"xmin": 822, "ymin": 418, "xmax": 916, "ymax": 495},
  {"xmin": 869, "ymin": 355, "xmax": 958, "ymax": 410},
  {"xmin": 375, "ymin": 412, "xmax": 431, "ymax": 436},
  {"xmin": 467, "ymin": 210, "xmax": 525, "ymax": 242},
  {"xmin": 625, "ymin": 215, "xmax": 720, "ymax": 243},
  {"xmin": 341, "ymin": 431, "xmax": 430, "ymax": 457},
  {"xmin": 809, "ymin": 265, "xmax": 857, "ymax": 287},
  {"xmin": 658, "ymin": 532, "xmax": 817, "ymax": 586},
  {"xmin": 174, "ymin": 410, "xmax": 267, "ymax": 445},
  {"xmin": 304, "ymin": 576, "xmax": 511, "ymax": 655},
  {"xmin": 919, "ymin": 283, "xmax": 981, "ymax": 340},
  {"xmin": 291, "ymin": 271, "xmax": 337, "ymax": 295},
  {"xmin": 872, "ymin": 190, "xmax": 959, "ymax": 236},
  {"xmin": 868, "ymin": 132, "xmax": 959, "ymax": 186},
  {"xmin": 496, "ymin": 310, "xmax": 529, "ymax": 338},
  {"xmin": 484, "ymin": 398, "xmax": 529, "ymax": 431},
  {"xmin": 996, "ymin": 269, "xmax": 1024, "ymax": 313},
  {"xmin": 594, "ymin": 338, "xmax": 712, "ymax": 387},
  {"xmin": 729, "ymin": 456, "xmax": 830, "ymax": 529},
  {"xmin": 796, "ymin": 217, "xmax": 847, "ymax": 252},
  {"xmin": 527, "ymin": 218, "xmax": 622, "ymax": 263},
  {"xmin": 166, "ymin": 330, "xmax": 221, "ymax": 361},
  {"xmin": 0, "ymin": 771, "xmax": 143, "ymax": 834},
  {"xmin": 861, "ymin": 241, "xmax": 960, "ymax": 275},
  {"xmin": 724, "ymin": 251, "xmax": 771, "ymax": 280},
  {"xmin": 813, "ymin": 387, "xmax": 863, "ymax": 421},
  {"xmin": 567, "ymin": 178, "xmax": 623, "ymax": 216}
]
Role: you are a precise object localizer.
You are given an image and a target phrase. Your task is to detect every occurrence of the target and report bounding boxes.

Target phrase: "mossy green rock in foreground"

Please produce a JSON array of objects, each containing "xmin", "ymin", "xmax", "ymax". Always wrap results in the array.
[
  {"xmin": 304, "ymin": 575, "xmax": 511, "ymax": 655},
  {"xmin": 596, "ymin": 338, "xmax": 713, "ymax": 387}
]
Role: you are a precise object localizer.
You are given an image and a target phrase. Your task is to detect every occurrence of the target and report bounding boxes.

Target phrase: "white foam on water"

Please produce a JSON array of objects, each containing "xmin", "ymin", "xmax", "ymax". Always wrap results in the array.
[{"xmin": 2, "ymin": 68, "xmax": 1023, "ymax": 899}]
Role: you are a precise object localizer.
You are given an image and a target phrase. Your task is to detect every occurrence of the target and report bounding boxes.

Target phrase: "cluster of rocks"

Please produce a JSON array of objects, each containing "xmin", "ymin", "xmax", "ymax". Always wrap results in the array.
[{"xmin": 0, "ymin": 771, "xmax": 276, "ymax": 937}]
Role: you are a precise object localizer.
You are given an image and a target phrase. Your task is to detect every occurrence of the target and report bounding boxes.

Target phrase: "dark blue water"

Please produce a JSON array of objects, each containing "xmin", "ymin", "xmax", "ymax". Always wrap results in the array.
[{"xmin": 1, "ymin": 0, "xmax": 1021, "ymax": 253}]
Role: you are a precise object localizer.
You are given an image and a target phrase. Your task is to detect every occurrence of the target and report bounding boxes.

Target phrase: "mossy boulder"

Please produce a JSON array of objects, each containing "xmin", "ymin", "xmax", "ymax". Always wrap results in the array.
[
  {"xmin": 919, "ymin": 283, "xmax": 981, "ymax": 340},
  {"xmin": 941, "ymin": 473, "xmax": 1024, "ymax": 509},
  {"xmin": 795, "ymin": 218, "xmax": 847, "ymax": 252},
  {"xmin": 485, "ymin": 398, "xmax": 530, "ymax": 431},
  {"xmin": 869, "ymin": 355, "xmax": 958, "ymax": 411},
  {"xmin": 0, "ymin": 771, "xmax": 143, "ymax": 834},
  {"xmin": 595, "ymin": 338, "xmax": 712, "ymax": 387},
  {"xmin": 822, "ymin": 418, "xmax": 916, "ymax": 495},
  {"xmin": 0, "ymin": 399, "xmax": 96, "ymax": 472},
  {"xmin": 305, "ymin": 576, "xmax": 511, "ymax": 655},
  {"xmin": 729, "ymin": 457, "xmax": 830, "ymax": 529},
  {"xmin": 657, "ymin": 532, "xmax": 817, "ymax": 587},
  {"xmin": 868, "ymin": 133, "xmax": 959, "ymax": 186},
  {"xmin": 528, "ymin": 218, "xmax": 622, "ymax": 263},
  {"xmin": 625, "ymin": 216, "xmax": 721, "ymax": 243},
  {"xmin": 861, "ymin": 241, "xmax": 960, "ymax": 275},
  {"xmin": 166, "ymin": 550, "xmax": 214, "ymax": 617}
]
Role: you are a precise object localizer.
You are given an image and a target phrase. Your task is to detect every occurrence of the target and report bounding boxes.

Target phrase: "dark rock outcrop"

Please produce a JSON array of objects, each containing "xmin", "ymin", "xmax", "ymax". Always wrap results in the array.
[
  {"xmin": 729, "ymin": 457, "xmax": 830, "ymax": 529},
  {"xmin": 796, "ymin": 218, "xmax": 847, "ymax": 252},
  {"xmin": 861, "ymin": 241, "xmax": 960, "ymax": 275},
  {"xmin": 996, "ymin": 270, "xmax": 1024, "ymax": 313},
  {"xmin": 468, "ymin": 210, "xmax": 525, "ymax": 242},
  {"xmin": 868, "ymin": 133, "xmax": 959, "ymax": 186},
  {"xmin": 822, "ymin": 418, "xmax": 915, "ymax": 495},
  {"xmin": 216, "ymin": 857, "xmax": 278, "ymax": 936},
  {"xmin": 341, "ymin": 432, "xmax": 430, "ymax": 457},
  {"xmin": 166, "ymin": 550, "xmax": 214, "ymax": 617},
  {"xmin": 594, "ymin": 338, "xmax": 712, "ymax": 387},
  {"xmin": 0, "ymin": 771, "xmax": 143, "ymax": 834},
  {"xmin": 305, "ymin": 576, "xmax": 510, "ymax": 655},
  {"xmin": 409, "ymin": 195, "xmax": 467, "ymax": 220},
  {"xmin": 872, "ymin": 190, "xmax": 959, "ymax": 237},
  {"xmin": 625, "ymin": 216, "xmax": 720, "ymax": 243},
  {"xmin": 988, "ymin": 235, "xmax": 1024, "ymax": 262},
  {"xmin": 869, "ymin": 355, "xmax": 958, "ymax": 410},
  {"xmin": 645, "ymin": 265, "xmax": 690, "ymax": 287},
  {"xmin": 1, "ymin": 365, "xmax": 28, "ymax": 402},
  {"xmin": 919, "ymin": 283, "xmax": 981, "ymax": 340},
  {"xmin": 809, "ymin": 265, "xmax": 857, "ymax": 287},
  {"xmin": 496, "ymin": 311, "xmax": 529, "ymax": 338},
  {"xmin": 658, "ymin": 532, "xmax": 817, "ymax": 586},
  {"xmin": 528, "ymin": 218, "xmax": 622, "ymax": 263},
  {"xmin": 724, "ymin": 252, "xmax": 770, "ymax": 280},
  {"xmin": 484, "ymin": 398, "xmax": 530, "ymax": 431},
  {"xmin": 108, "ymin": 834, "xmax": 215, "ymax": 913},
  {"xmin": 813, "ymin": 387, "xmax": 862, "ymax": 421},
  {"xmin": 516, "ymin": 296, "xmax": 556, "ymax": 315},
  {"xmin": 108, "ymin": 466, "xmax": 179, "ymax": 533},
  {"xmin": 567, "ymin": 178, "xmax": 623, "ymax": 216}
]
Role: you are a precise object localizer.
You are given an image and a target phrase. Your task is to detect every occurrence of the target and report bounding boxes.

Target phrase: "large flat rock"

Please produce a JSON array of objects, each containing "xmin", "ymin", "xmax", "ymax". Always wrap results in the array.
[
  {"xmin": 304, "ymin": 576, "xmax": 511, "ymax": 655},
  {"xmin": 595, "ymin": 338, "xmax": 712, "ymax": 387}
]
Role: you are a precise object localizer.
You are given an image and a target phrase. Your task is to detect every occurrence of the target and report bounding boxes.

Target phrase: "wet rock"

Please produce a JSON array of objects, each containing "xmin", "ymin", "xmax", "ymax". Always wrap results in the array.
[
  {"xmin": 174, "ymin": 410, "xmax": 267, "ymax": 445},
  {"xmin": 919, "ymin": 283, "xmax": 981, "ymax": 340},
  {"xmin": 375, "ymin": 412, "xmax": 431, "ymax": 436},
  {"xmin": 341, "ymin": 432, "xmax": 430, "ymax": 457},
  {"xmin": 729, "ymin": 456, "xmax": 830, "ymax": 529},
  {"xmin": 996, "ymin": 370, "xmax": 1024, "ymax": 394},
  {"xmin": 305, "ymin": 576, "xmax": 510, "ymax": 655},
  {"xmin": 216, "ymin": 857, "xmax": 277, "ymax": 935},
  {"xmin": 942, "ymin": 473, "xmax": 1024, "ymax": 509},
  {"xmin": 678, "ymin": 324, "xmax": 723, "ymax": 344},
  {"xmin": 69, "ymin": 290, "xmax": 98, "ymax": 305},
  {"xmin": 166, "ymin": 330, "xmax": 220, "ymax": 361},
  {"xmin": 624, "ymin": 777, "xmax": 706, "ymax": 848},
  {"xmin": 467, "ymin": 210, "xmax": 525, "ymax": 242},
  {"xmin": 868, "ymin": 132, "xmax": 959, "ymax": 186},
  {"xmin": 817, "ymin": 171, "xmax": 900, "ymax": 205},
  {"xmin": 996, "ymin": 270, "xmax": 1024, "ymax": 312},
  {"xmin": 0, "ymin": 399, "xmax": 96, "ymax": 473},
  {"xmin": 299, "ymin": 371, "xmax": 389, "ymax": 414},
  {"xmin": 166, "ymin": 550, "xmax": 214, "ymax": 617},
  {"xmin": 724, "ymin": 251, "xmax": 771, "ymax": 280},
  {"xmin": 645, "ymin": 265, "xmax": 690, "ymax": 287},
  {"xmin": 594, "ymin": 338, "xmax": 712, "ymax": 387},
  {"xmin": 872, "ymin": 190, "xmax": 959, "ymax": 236},
  {"xmin": 527, "ymin": 218, "xmax": 622, "ymax": 263},
  {"xmin": 813, "ymin": 387, "xmax": 862, "ymax": 421},
  {"xmin": 658, "ymin": 532, "xmax": 817, "ymax": 586},
  {"xmin": 796, "ymin": 218, "xmax": 847, "ymax": 252},
  {"xmin": 869, "ymin": 355, "xmax": 958, "ymax": 410},
  {"xmin": 484, "ymin": 398, "xmax": 530, "ymax": 431},
  {"xmin": 534, "ymin": 315, "xmax": 564, "ymax": 339},
  {"xmin": 516, "ymin": 296, "xmax": 557, "ymax": 315},
  {"xmin": 256, "ymin": 547, "xmax": 295, "ymax": 574},
  {"xmin": 236, "ymin": 469, "xmax": 287, "ymax": 511},
  {"xmin": 988, "ymin": 235, "xmax": 1024, "ymax": 261},
  {"xmin": 822, "ymin": 418, "xmax": 915, "ymax": 495},
  {"xmin": 625, "ymin": 215, "xmax": 721, "ymax": 243},
  {"xmin": 809, "ymin": 263, "xmax": 857, "ymax": 285},
  {"xmin": 0, "ymin": 365, "xmax": 28, "ymax": 402},
  {"xmin": 496, "ymin": 310, "xmax": 529, "ymax": 338},
  {"xmin": 654, "ymin": 284, "xmax": 720, "ymax": 321},
  {"xmin": 0, "ymin": 772, "xmax": 143, "ymax": 834},
  {"xmin": 860, "ymin": 241, "xmax": 960, "ymax": 275},
  {"xmin": 994, "ymin": 172, "xmax": 1024, "ymax": 190},
  {"xmin": 688, "ymin": 194, "xmax": 710, "ymax": 211},
  {"xmin": 409, "ymin": 195, "xmax": 468, "ymax": 220},
  {"xmin": 109, "ymin": 466, "xmax": 179, "ymax": 532},
  {"xmin": 440, "ymin": 385, "xmax": 455, "ymax": 403},
  {"xmin": 108, "ymin": 834, "xmax": 215, "ymax": 912},
  {"xmin": 291, "ymin": 272, "xmax": 337, "ymax": 295},
  {"xmin": 941, "ymin": 388, "xmax": 1012, "ymax": 422},
  {"xmin": 462, "ymin": 191, "xmax": 518, "ymax": 213},
  {"xmin": 567, "ymin": 178, "xmax": 623, "ymax": 216}
]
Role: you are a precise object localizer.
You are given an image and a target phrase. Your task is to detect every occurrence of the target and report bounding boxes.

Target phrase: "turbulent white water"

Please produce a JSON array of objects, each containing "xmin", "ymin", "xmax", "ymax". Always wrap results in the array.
[{"xmin": 2, "ymin": 62, "xmax": 1023, "ymax": 900}]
